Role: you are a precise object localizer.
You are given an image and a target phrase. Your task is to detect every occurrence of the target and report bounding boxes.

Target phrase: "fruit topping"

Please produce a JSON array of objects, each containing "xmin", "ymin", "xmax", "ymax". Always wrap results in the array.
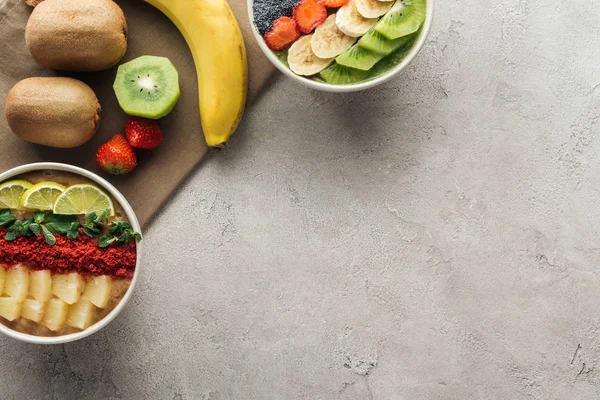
[
  {"xmin": 264, "ymin": 17, "xmax": 301, "ymax": 51},
  {"xmin": 54, "ymin": 183, "xmax": 116, "ymax": 215},
  {"xmin": 67, "ymin": 298, "xmax": 95, "ymax": 330},
  {"xmin": 293, "ymin": 0, "xmax": 327, "ymax": 34},
  {"xmin": 355, "ymin": 0, "xmax": 393, "ymax": 19},
  {"xmin": 113, "ymin": 55, "xmax": 180, "ymax": 120},
  {"xmin": 311, "ymin": 14, "xmax": 356, "ymax": 58},
  {"xmin": 96, "ymin": 134, "xmax": 138, "ymax": 176},
  {"xmin": 29, "ymin": 270, "xmax": 52, "ymax": 302},
  {"xmin": 5, "ymin": 265, "xmax": 29, "ymax": 301},
  {"xmin": 335, "ymin": 0, "xmax": 377, "ymax": 38},
  {"xmin": 0, "ymin": 298, "xmax": 21, "ymax": 321},
  {"xmin": 52, "ymin": 273, "xmax": 84, "ymax": 305},
  {"xmin": 253, "ymin": 0, "xmax": 298, "ymax": 35},
  {"xmin": 43, "ymin": 298, "xmax": 69, "ymax": 331},
  {"xmin": 376, "ymin": 0, "xmax": 426, "ymax": 40},
  {"xmin": 0, "ymin": 180, "xmax": 32, "ymax": 210},
  {"xmin": 318, "ymin": 0, "xmax": 349, "ymax": 8},
  {"xmin": 21, "ymin": 299, "xmax": 45, "ymax": 323},
  {"xmin": 83, "ymin": 275, "xmax": 112, "ymax": 308},
  {"xmin": 20, "ymin": 182, "xmax": 66, "ymax": 211},
  {"xmin": 125, "ymin": 116, "xmax": 163, "ymax": 150},
  {"xmin": 287, "ymin": 35, "xmax": 333, "ymax": 76}
]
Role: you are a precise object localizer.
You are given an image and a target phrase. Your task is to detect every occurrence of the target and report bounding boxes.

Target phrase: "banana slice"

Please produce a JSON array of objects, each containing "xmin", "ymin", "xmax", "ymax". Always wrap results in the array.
[
  {"xmin": 336, "ymin": 0, "xmax": 378, "ymax": 37},
  {"xmin": 355, "ymin": 0, "xmax": 394, "ymax": 18},
  {"xmin": 311, "ymin": 14, "xmax": 357, "ymax": 59},
  {"xmin": 288, "ymin": 35, "xmax": 333, "ymax": 76}
]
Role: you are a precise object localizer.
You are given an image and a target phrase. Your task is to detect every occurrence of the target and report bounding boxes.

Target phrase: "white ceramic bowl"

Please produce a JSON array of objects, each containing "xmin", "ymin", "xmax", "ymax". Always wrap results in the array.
[
  {"xmin": 248, "ymin": 0, "xmax": 434, "ymax": 92},
  {"xmin": 0, "ymin": 162, "xmax": 142, "ymax": 344}
]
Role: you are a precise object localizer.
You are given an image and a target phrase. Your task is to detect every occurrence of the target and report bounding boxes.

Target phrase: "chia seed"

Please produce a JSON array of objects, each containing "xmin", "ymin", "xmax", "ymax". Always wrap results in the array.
[{"xmin": 253, "ymin": 0, "xmax": 298, "ymax": 36}]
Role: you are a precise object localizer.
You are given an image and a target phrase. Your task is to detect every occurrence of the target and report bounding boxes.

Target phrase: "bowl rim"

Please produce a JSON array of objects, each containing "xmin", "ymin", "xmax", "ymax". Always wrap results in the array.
[
  {"xmin": 247, "ymin": 0, "xmax": 435, "ymax": 92},
  {"xmin": 0, "ymin": 162, "xmax": 142, "ymax": 345}
]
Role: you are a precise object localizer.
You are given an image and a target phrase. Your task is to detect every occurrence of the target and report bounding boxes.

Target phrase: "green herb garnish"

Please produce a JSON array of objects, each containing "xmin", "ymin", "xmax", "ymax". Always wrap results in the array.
[{"xmin": 1, "ymin": 208, "xmax": 140, "ymax": 247}]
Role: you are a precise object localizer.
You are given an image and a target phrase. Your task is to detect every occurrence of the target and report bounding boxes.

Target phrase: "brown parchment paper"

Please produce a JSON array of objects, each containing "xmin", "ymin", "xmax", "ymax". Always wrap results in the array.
[{"xmin": 0, "ymin": 0, "xmax": 275, "ymax": 228}]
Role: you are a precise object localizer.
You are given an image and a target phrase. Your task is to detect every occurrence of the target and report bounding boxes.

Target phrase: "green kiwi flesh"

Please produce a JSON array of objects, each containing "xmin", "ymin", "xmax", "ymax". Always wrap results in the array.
[
  {"xmin": 376, "ymin": 0, "xmax": 426, "ymax": 40},
  {"xmin": 113, "ymin": 55, "xmax": 180, "ymax": 119}
]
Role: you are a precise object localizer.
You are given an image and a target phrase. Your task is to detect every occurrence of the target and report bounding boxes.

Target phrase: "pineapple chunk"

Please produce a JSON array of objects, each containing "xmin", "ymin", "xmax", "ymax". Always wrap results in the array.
[
  {"xmin": 43, "ymin": 298, "xmax": 69, "ymax": 331},
  {"xmin": 66, "ymin": 298, "xmax": 95, "ymax": 330},
  {"xmin": 21, "ymin": 299, "xmax": 45, "ymax": 323},
  {"xmin": 83, "ymin": 276, "xmax": 112, "ymax": 308},
  {"xmin": 30, "ymin": 270, "xmax": 52, "ymax": 302},
  {"xmin": 4, "ymin": 265, "xmax": 29, "ymax": 301},
  {"xmin": 52, "ymin": 273, "xmax": 84, "ymax": 304},
  {"xmin": 0, "ymin": 266, "xmax": 5, "ymax": 295},
  {"xmin": 0, "ymin": 297, "xmax": 22, "ymax": 321}
]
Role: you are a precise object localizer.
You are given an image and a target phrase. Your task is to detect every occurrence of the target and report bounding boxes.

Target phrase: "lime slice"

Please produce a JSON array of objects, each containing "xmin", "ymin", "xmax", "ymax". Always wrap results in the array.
[
  {"xmin": 20, "ymin": 181, "xmax": 67, "ymax": 210},
  {"xmin": 0, "ymin": 180, "xmax": 33, "ymax": 209},
  {"xmin": 53, "ymin": 184, "xmax": 115, "ymax": 215}
]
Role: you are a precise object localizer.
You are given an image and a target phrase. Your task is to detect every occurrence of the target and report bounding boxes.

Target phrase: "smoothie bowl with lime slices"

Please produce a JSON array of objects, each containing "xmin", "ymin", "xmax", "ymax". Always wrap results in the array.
[
  {"xmin": 250, "ymin": 0, "xmax": 433, "ymax": 91},
  {"xmin": 0, "ymin": 163, "xmax": 141, "ymax": 344}
]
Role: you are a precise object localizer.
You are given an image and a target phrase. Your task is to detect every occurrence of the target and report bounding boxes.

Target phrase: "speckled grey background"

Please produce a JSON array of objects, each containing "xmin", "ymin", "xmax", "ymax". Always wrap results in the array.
[{"xmin": 2, "ymin": 0, "xmax": 600, "ymax": 399}]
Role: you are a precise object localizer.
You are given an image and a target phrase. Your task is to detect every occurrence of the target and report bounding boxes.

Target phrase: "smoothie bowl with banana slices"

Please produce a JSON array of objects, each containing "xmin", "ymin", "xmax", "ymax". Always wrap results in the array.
[
  {"xmin": 250, "ymin": 0, "xmax": 433, "ymax": 91},
  {"xmin": 0, "ymin": 163, "xmax": 142, "ymax": 344}
]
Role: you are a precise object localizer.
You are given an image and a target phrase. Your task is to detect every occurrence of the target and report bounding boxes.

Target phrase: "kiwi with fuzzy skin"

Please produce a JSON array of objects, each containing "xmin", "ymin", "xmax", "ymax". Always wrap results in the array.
[
  {"xmin": 5, "ymin": 77, "xmax": 101, "ymax": 148},
  {"xmin": 113, "ymin": 56, "xmax": 181, "ymax": 119},
  {"xmin": 25, "ymin": 0, "xmax": 127, "ymax": 72}
]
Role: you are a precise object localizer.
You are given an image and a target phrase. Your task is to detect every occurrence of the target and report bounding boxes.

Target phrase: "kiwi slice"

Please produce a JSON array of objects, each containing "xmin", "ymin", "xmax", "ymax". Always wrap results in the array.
[
  {"xmin": 113, "ymin": 55, "xmax": 180, "ymax": 119},
  {"xmin": 319, "ymin": 62, "xmax": 368, "ymax": 85},
  {"xmin": 376, "ymin": 0, "xmax": 426, "ymax": 40},
  {"xmin": 358, "ymin": 30, "xmax": 414, "ymax": 55},
  {"xmin": 336, "ymin": 45, "xmax": 384, "ymax": 72}
]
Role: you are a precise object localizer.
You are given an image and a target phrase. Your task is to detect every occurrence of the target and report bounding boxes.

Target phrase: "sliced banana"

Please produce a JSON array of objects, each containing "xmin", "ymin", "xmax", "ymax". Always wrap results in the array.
[
  {"xmin": 336, "ymin": 0, "xmax": 378, "ymax": 37},
  {"xmin": 311, "ymin": 14, "xmax": 357, "ymax": 59},
  {"xmin": 288, "ymin": 35, "xmax": 333, "ymax": 76},
  {"xmin": 355, "ymin": 0, "xmax": 394, "ymax": 18}
]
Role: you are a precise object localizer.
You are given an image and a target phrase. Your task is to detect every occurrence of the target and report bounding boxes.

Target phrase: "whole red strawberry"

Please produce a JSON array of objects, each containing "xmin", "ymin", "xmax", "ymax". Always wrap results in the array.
[
  {"xmin": 125, "ymin": 116, "xmax": 163, "ymax": 150},
  {"xmin": 96, "ymin": 134, "xmax": 137, "ymax": 175}
]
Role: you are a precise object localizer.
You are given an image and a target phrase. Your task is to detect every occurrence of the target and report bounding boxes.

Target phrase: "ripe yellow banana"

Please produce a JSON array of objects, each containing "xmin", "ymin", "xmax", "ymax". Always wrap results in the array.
[{"xmin": 145, "ymin": 0, "xmax": 248, "ymax": 147}]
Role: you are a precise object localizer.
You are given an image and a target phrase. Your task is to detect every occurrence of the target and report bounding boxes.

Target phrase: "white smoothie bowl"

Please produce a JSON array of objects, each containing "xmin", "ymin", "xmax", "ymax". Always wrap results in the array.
[
  {"xmin": 248, "ymin": 0, "xmax": 435, "ymax": 92},
  {"xmin": 0, "ymin": 162, "xmax": 142, "ymax": 344}
]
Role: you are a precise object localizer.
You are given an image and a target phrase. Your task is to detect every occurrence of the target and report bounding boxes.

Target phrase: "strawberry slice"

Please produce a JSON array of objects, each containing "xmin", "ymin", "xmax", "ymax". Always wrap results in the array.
[
  {"xmin": 293, "ymin": 0, "xmax": 327, "ymax": 34},
  {"xmin": 264, "ymin": 17, "xmax": 301, "ymax": 51},
  {"xmin": 318, "ymin": 0, "xmax": 349, "ymax": 7}
]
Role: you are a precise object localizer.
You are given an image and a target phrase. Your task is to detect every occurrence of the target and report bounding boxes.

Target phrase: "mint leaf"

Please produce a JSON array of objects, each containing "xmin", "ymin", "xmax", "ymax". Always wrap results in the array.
[
  {"xmin": 5, "ymin": 228, "xmax": 18, "ymax": 241},
  {"xmin": 19, "ymin": 219, "xmax": 35, "ymax": 237},
  {"xmin": 83, "ymin": 226, "xmax": 101, "ymax": 238},
  {"xmin": 29, "ymin": 223, "xmax": 41, "ymax": 236},
  {"xmin": 41, "ymin": 225, "xmax": 56, "ymax": 245},
  {"xmin": 46, "ymin": 214, "xmax": 80, "ymax": 234},
  {"xmin": 99, "ymin": 234, "xmax": 116, "ymax": 248},
  {"xmin": 33, "ymin": 211, "xmax": 45, "ymax": 224},
  {"xmin": 0, "ymin": 212, "xmax": 16, "ymax": 227},
  {"xmin": 0, "ymin": 209, "xmax": 10, "ymax": 216},
  {"xmin": 100, "ymin": 209, "xmax": 111, "ymax": 218},
  {"xmin": 67, "ymin": 229, "xmax": 79, "ymax": 240},
  {"xmin": 85, "ymin": 212, "xmax": 97, "ymax": 225}
]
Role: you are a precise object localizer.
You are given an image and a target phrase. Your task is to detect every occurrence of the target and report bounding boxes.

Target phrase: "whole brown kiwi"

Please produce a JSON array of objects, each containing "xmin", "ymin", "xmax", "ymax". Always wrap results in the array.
[
  {"xmin": 5, "ymin": 77, "xmax": 101, "ymax": 148},
  {"xmin": 25, "ymin": 0, "xmax": 127, "ymax": 72}
]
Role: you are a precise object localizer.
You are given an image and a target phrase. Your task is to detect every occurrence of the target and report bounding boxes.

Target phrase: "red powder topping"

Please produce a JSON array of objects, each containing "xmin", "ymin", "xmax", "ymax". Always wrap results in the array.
[{"xmin": 0, "ymin": 228, "xmax": 137, "ymax": 279}]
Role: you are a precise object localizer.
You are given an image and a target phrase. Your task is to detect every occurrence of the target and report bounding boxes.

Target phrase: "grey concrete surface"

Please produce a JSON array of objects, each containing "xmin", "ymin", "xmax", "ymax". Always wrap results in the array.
[{"xmin": 2, "ymin": 0, "xmax": 600, "ymax": 399}]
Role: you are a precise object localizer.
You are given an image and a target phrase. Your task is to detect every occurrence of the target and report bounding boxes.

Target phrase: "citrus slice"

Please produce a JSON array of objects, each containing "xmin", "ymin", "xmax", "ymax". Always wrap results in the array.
[
  {"xmin": 0, "ymin": 180, "xmax": 33, "ymax": 209},
  {"xmin": 53, "ymin": 184, "xmax": 115, "ymax": 216},
  {"xmin": 20, "ymin": 181, "xmax": 67, "ymax": 210}
]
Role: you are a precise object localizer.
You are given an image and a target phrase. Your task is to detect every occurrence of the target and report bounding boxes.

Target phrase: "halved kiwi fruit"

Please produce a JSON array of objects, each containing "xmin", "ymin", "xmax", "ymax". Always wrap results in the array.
[{"xmin": 113, "ymin": 55, "xmax": 180, "ymax": 119}]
